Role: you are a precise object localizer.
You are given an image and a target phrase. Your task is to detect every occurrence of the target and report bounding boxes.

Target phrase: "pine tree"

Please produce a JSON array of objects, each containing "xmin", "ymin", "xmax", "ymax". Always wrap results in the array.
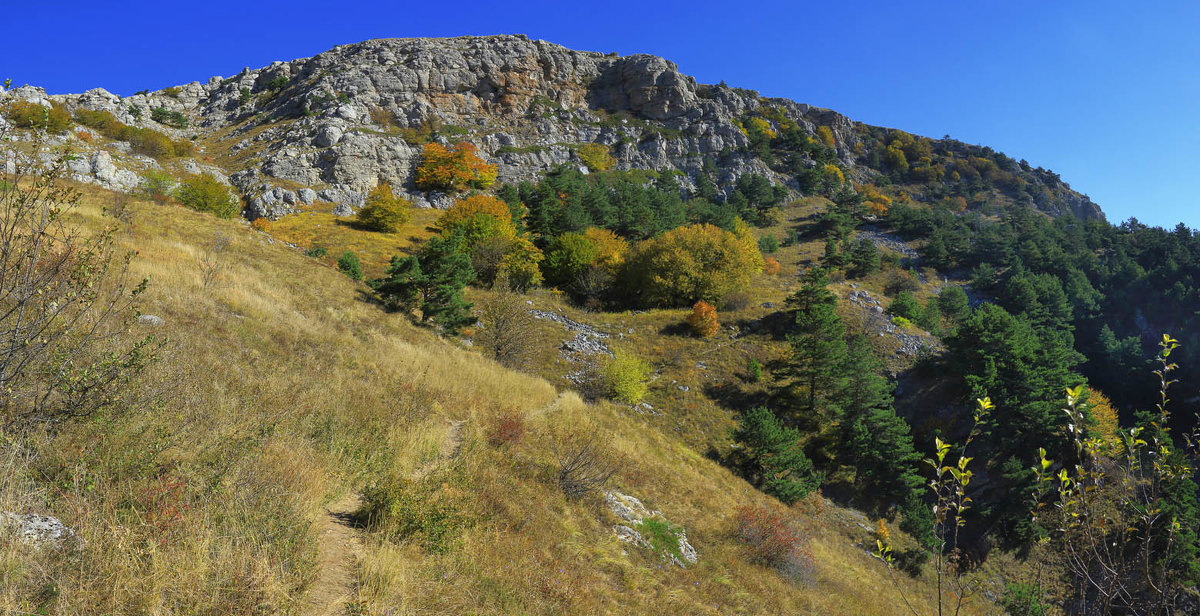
[
  {"xmin": 417, "ymin": 231, "xmax": 476, "ymax": 334},
  {"xmin": 837, "ymin": 340, "xmax": 924, "ymax": 516},
  {"xmin": 731, "ymin": 407, "xmax": 823, "ymax": 504},
  {"xmin": 784, "ymin": 268, "xmax": 848, "ymax": 425}
]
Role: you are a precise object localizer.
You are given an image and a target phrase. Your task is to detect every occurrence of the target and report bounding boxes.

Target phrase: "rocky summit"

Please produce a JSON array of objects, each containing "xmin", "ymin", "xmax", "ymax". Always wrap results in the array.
[{"xmin": 1, "ymin": 34, "xmax": 1104, "ymax": 221}]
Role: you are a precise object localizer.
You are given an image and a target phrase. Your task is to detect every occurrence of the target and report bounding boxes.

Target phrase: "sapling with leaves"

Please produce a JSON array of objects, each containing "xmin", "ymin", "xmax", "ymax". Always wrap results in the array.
[
  {"xmin": 873, "ymin": 397, "xmax": 992, "ymax": 616},
  {"xmin": 1031, "ymin": 334, "xmax": 1198, "ymax": 615}
]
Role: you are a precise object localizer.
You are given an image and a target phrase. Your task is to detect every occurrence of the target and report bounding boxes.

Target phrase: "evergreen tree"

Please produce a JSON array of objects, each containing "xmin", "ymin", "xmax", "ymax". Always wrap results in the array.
[
  {"xmin": 370, "ymin": 255, "xmax": 423, "ymax": 312},
  {"xmin": 848, "ymin": 237, "xmax": 880, "ymax": 278},
  {"xmin": 837, "ymin": 340, "xmax": 924, "ymax": 516},
  {"xmin": 417, "ymin": 231, "xmax": 476, "ymax": 334},
  {"xmin": 731, "ymin": 407, "xmax": 823, "ymax": 504},
  {"xmin": 784, "ymin": 268, "xmax": 848, "ymax": 425}
]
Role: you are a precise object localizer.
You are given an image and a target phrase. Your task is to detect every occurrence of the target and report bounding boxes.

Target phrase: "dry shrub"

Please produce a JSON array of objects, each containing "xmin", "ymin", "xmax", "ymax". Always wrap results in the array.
[
  {"xmin": 763, "ymin": 256, "xmax": 781, "ymax": 275},
  {"xmin": 487, "ymin": 409, "xmax": 526, "ymax": 447},
  {"xmin": 735, "ymin": 505, "xmax": 816, "ymax": 585},
  {"xmin": 553, "ymin": 431, "xmax": 620, "ymax": 499},
  {"xmin": 474, "ymin": 290, "xmax": 542, "ymax": 369},
  {"xmin": 883, "ymin": 269, "xmax": 920, "ymax": 295},
  {"xmin": 250, "ymin": 217, "xmax": 271, "ymax": 232},
  {"xmin": 686, "ymin": 300, "xmax": 719, "ymax": 337},
  {"xmin": 720, "ymin": 291, "xmax": 753, "ymax": 312}
]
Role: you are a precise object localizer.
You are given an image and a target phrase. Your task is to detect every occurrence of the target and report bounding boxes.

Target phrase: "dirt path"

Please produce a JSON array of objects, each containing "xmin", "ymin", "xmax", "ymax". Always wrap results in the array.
[
  {"xmin": 412, "ymin": 419, "xmax": 465, "ymax": 479},
  {"xmin": 304, "ymin": 492, "xmax": 365, "ymax": 616},
  {"xmin": 305, "ymin": 417, "xmax": 470, "ymax": 613}
]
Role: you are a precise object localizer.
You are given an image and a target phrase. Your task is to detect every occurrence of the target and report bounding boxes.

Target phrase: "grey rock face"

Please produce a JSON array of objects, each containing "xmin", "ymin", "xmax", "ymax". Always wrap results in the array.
[
  {"xmin": 604, "ymin": 490, "xmax": 697, "ymax": 567},
  {"xmin": 2, "ymin": 511, "xmax": 76, "ymax": 546},
  {"xmin": 11, "ymin": 34, "xmax": 1102, "ymax": 223},
  {"xmin": 137, "ymin": 314, "xmax": 165, "ymax": 326}
]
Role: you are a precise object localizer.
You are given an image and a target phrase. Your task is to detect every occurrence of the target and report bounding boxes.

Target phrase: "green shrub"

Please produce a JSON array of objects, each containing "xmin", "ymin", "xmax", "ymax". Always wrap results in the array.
[
  {"xmin": 891, "ymin": 315, "xmax": 914, "ymax": 330},
  {"xmin": 603, "ymin": 350, "xmax": 651, "ymax": 404},
  {"xmin": 263, "ymin": 76, "xmax": 288, "ymax": 91},
  {"xmin": 150, "ymin": 107, "xmax": 188, "ymax": 128},
  {"xmin": 304, "ymin": 246, "xmax": 327, "ymax": 258},
  {"xmin": 757, "ymin": 235, "xmax": 779, "ymax": 254},
  {"xmin": 637, "ymin": 519, "xmax": 683, "ymax": 560},
  {"xmin": 4, "ymin": 100, "xmax": 71, "ymax": 132},
  {"xmin": 139, "ymin": 170, "xmax": 176, "ymax": 204},
  {"xmin": 747, "ymin": 358, "xmax": 763, "ymax": 383},
  {"xmin": 359, "ymin": 476, "xmax": 468, "ymax": 554},
  {"xmin": 175, "ymin": 173, "xmax": 239, "ymax": 219},
  {"xmin": 355, "ymin": 183, "xmax": 412, "ymax": 232},
  {"xmin": 887, "ymin": 291, "xmax": 923, "ymax": 322},
  {"xmin": 1000, "ymin": 582, "xmax": 1047, "ymax": 616},
  {"xmin": 337, "ymin": 251, "xmax": 362, "ymax": 281}
]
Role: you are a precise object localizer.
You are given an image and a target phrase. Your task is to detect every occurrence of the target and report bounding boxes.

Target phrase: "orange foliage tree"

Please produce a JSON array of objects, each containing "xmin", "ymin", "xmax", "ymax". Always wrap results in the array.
[
  {"xmin": 763, "ymin": 256, "xmax": 781, "ymax": 275},
  {"xmin": 686, "ymin": 300, "xmax": 720, "ymax": 337},
  {"xmin": 436, "ymin": 194, "xmax": 513, "ymax": 232},
  {"xmin": 414, "ymin": 142, "xmax": 497, "ymax": 192}
]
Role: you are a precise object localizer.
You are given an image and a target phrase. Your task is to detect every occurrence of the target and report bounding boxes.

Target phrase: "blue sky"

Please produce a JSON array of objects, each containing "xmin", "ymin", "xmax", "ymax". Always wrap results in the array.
[{"xmin": 5, "ymin": 0, "xmax": 1198, "ymax": 229}]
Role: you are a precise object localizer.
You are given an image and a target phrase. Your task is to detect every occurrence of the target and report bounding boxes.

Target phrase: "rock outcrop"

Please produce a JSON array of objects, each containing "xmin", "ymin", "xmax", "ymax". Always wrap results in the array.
[{"xmin": 2, "ymin": 34, "xmax": 1105, "ymax": 223}]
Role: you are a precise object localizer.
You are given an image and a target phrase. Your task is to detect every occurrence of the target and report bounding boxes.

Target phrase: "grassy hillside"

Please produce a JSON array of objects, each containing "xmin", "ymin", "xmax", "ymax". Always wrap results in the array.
[{"xmin": 0, "ymin": 182, "xmax": 1002, "ymax": 614}]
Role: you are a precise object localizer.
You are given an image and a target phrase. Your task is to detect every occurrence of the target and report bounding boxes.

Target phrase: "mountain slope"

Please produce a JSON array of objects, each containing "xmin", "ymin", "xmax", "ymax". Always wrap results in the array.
[
  {"xmin": 5, "ymin": 34, "xmax": 1102, "ymax": 222},
  {"xmin": 0, "ymin": 180, "xmax": 998, "ymax": 614}
]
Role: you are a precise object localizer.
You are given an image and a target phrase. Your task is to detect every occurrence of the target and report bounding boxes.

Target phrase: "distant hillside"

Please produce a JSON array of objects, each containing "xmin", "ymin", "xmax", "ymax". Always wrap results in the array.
[{"xmin": 2, "ymin": 34, "xmax": 1101, "ymax": 222}]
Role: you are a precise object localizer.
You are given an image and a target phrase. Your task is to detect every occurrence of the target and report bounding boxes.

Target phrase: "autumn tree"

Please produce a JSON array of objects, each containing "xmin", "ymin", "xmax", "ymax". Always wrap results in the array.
[
  {"xmin": 436, "ymin": 195, "xmax": 543, "ymax": 289},
  {"xmin": 414, "ymin": 142, "xmax": 497, "ymax": 192},
  {"xmin": 576, "ymin": 143, "xmax": 614, "ymax": 172},
  {"xmin": 621, "ymin": 222, "xmax": 763, "ymax": 307},
  {"xmin": 543, "ymin": 227, "xmax": 629, "ymax": 302},
  {"xmin": 686, "ymin": 300, "xmax": 719, "ymax": 337},
  {"xmin": 356, "ymin": 182, "xmax": 411, "ymax": 232}
]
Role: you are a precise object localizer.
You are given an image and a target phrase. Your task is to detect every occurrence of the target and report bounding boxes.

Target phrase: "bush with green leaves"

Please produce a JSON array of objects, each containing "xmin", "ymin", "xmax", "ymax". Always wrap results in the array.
[
  {"xmin": 603, "ymin": 350, "xmax": 651, "ymax": 404},
  {"xmin": 175, "ymin": 173, "xmax": 239, "ymax": 219},
  {"xmin": 886, "ymin": 291, "xmax": 923, "ymax": 322},
  {"xmin": 150, "ymin": 107, "xmax": 188, "ymax": 128},
  {"xmin": 139, "ymin": 170, "xmax": 176, "ymax": 204},
  {"xmin": 757, "ymin": 235, "xmax": 779, "ymax": 254},
  {"xmin": 337, "ymin": 251, "xmax": 362, "ymax": 281}
]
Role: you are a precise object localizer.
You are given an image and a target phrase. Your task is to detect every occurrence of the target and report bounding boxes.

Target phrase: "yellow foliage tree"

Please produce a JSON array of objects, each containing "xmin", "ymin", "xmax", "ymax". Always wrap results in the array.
[
  {"xmin": 1085, "ymin": 389, "xmax": 1121, "ymax": 451},
  {"xmin": 624, "ymin": 222, "xmax": 764, "ymax": 307},
  {"xmin": 817, "ymin": 126, "xmax": 836, "ymax": 148},
  {"xmin": 577, "ymin": 143, "xmax": 615, "ymax": 172},
  {"xmin": 582, "ymin": 227, "xmax": 629, "ymax": 271},
  {"xmin": 356, "ymin": 182, "xmax": 412, "ymax": 232},
  {"xmin": 414, "ymin": 142, "xmax": 497, "ymax": 192},
  {"xmin": 745, "ymin": 117, "xmax": 777, "ymax": 140},
  {"xmin": 686, "ymin": 300, "xmax": 720, "ymax": 337},
  {"xmin": 859, "ymin": 184, "xmax": 892, "ymax": 216},
  {"xmin": 821, "ymin": 163, "xmax": 844, "ymax": 186},
  {"xmin": 437, "ymin": 195, "xmax": 513, "ymax": 232}
]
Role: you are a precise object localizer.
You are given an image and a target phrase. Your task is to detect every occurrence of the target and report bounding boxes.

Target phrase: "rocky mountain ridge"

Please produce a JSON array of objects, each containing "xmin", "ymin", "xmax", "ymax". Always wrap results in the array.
[{"xmin": 2, "ymin": 34, "xmax": 1104, "ymax": 222}]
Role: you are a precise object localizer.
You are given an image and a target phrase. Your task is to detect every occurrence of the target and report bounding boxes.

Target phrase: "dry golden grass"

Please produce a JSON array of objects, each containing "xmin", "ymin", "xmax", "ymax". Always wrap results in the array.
[
  {"xmin": 0, "ymin": 182, "xmax": 1004, "ymax": 615},
  {"xmin": 268, "ymin": 202, "xmax": 441, "ymax": 278}
]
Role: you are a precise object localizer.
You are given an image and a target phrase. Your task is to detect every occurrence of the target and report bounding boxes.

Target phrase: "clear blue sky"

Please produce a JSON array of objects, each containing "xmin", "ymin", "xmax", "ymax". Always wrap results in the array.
[{"xmin": 5, "ymin": 0, "xmax": 1198, "ymax": 229}]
